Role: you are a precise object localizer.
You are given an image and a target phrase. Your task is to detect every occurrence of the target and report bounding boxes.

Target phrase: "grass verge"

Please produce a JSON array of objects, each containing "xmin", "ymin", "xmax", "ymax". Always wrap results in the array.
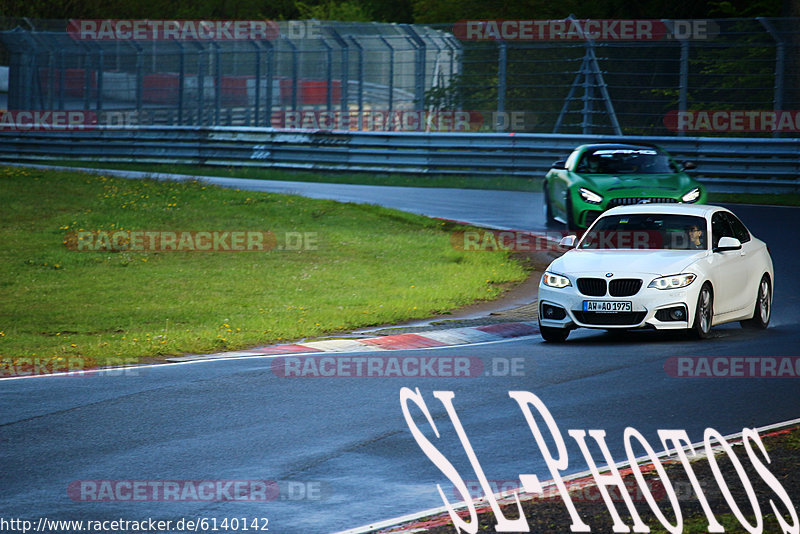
[
  {"xmin": 44, "ymin": 161, "xmax": 543, "ymax": 192},
  {"xmin": 0, "ymin": 165, "xmax": 528, "ymax": 369}
]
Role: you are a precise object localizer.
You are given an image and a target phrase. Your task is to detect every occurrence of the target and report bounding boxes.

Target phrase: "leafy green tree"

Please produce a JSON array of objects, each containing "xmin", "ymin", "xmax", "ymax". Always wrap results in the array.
[{"xmin": 296, "ymin": 0, "xmax": 372, "ymax": 21}]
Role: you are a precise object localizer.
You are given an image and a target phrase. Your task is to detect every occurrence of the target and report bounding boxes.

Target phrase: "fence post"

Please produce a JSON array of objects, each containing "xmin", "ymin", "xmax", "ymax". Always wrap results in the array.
[
  {"xmin": 678, "ymin": 39, "xmax": 689, "ymax": 137},
  {"xmin": 758, "ymin": 17, "xmax": 785, "ymax": 138},
  {"xmin": 348, "ymin": 35, "xmax": 364, "ymax": 128},
  {"xmin": 322, "ymin": 38, "xmax": 333, "ymax": 112},
  {"xmin": 497, "ymin": 40, "xmax": 506, "ymax": 121},
  {"xmin": 176, "ymin": 41, "xmax": 185, "ymax": 125},
  {"xmin": 443, "ymin": 34, "xmax": 460, "ymax": 112},
  {"xmin": 402, "ymin": 24, "xmax": 426, "ymax": 112},
  {"xmin": 78, "ymin": 41, "xmax": 91, "ymax": 111},
  {"xmin": 194, "ymin": 42, "xmax": 206, "ymax": 125},
  {"xmin": 330, "ymin": 28, "xmax": 350, "ymax": 121},
  {"xmin": 57, "ymin": 49, "xmax": 65, "ymax": 110},
  {"xmin": 250, "ymin": 41, "xmax": 262, "ymax": 127},
  {"xmin": 283, "ymin": 37, "xmax": 299, "ymax": 111},
  {"xmin": 130, "ymin": 41, "xmax": 143, "ymax": 123},
  {"xmin": 379, "ymin": 35, "xmax": 395, "ymax": 130},
  {"xmin": 264, "ymin": 40, "xmax": 274, "ymax": 127},
  {"xmin": 44, "ymin": 43, "xmax": 55, "ymax": 110},
  {"xmin": 94, "ymin": 42, "xmax": 104, "ymax": 112},
  {"xmin": 212, "ymin": 42, "xmax": 222, "ymax": 126}
]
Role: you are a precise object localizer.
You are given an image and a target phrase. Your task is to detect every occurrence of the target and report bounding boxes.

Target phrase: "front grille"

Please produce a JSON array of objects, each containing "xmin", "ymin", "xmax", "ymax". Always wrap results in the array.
[
  {"xmin": 572, "ymin": 311, "xmax": 647, "ymax": 325},
  {"xmin": 577, "ymin": 278, "xmax": 607, "ymax": 296},
  {"xmin": 607, "ymin": 197, "xmax": 678, "ymax": 208},
  {"xmin": 583, "ymin": 210, "xmax": 601, "ymax": 227},
  {"xmin": 609, "ymin": 278, "xmax": 642, "ymax": 297}
]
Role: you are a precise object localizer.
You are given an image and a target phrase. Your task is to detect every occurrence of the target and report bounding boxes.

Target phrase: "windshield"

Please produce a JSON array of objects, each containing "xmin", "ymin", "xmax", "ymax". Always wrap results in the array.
[
  {"xmin": 575, "ymin": 148, "xmax": 679, "ymax": 174},
  {"xmin": 579, "ymin": 214, "xmax": 708, "ymax": 250}
]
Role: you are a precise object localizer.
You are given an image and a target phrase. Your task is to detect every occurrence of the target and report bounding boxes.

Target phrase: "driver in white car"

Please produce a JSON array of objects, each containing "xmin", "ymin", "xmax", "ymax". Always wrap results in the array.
[{"xmin": 687, "ymin": 224, "xmax": 705, "ymax": 249}]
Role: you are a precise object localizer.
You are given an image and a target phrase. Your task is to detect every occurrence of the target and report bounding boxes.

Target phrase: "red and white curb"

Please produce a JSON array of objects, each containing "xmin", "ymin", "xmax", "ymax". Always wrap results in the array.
[
  {"xmin": 334, "ymin": 417, "xmax": 800, "ymax": 534},
  {"xmin": 166, "ymin": 322, "xmax": 540, "ymax": 362}
]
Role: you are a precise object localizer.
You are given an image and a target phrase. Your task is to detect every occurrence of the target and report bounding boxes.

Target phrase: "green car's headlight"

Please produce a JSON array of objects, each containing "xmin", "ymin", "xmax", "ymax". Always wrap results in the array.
[
  {"xmin": 542, "ymin": 272, "xmax": 572, "ymax": 288},
  {"xmin": 648, "ymin": 273, "xmax": 697, "ymax": 290},
  {"xmin": 681, "ymin": 187, "xmax": 701, "ymax": 203},
  {"xmin": 579, "ymin": 187, "xmax": 603, "ymax": 204}
]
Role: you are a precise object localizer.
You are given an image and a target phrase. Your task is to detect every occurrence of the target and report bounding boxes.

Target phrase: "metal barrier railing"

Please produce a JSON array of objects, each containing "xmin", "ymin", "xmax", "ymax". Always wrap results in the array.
[{"xmin": 0, "ymin": 126, "xmax": 798, "ymax": 189}]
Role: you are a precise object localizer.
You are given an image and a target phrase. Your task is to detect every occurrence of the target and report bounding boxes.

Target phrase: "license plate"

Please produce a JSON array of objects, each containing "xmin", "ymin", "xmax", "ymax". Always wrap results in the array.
[{"xmin": 583, "ymin": 300, "xmax": 632, "ymax": 313}]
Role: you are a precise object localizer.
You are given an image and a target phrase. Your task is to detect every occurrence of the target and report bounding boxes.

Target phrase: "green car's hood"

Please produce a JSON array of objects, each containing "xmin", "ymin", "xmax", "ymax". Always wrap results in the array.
[{"xmin": 578, "ymin": 173, "xmax": 691, "ymax": 194}]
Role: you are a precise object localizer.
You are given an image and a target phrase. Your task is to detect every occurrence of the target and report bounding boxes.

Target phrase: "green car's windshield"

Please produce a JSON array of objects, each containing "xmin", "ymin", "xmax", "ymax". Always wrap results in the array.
[
  {"xmin": 575, "ymin": 148, "xmax": 679, "ymax": 174},
  {"xmin": 579, "ymin": 214, "xmax": 708, "ymax": 250}
]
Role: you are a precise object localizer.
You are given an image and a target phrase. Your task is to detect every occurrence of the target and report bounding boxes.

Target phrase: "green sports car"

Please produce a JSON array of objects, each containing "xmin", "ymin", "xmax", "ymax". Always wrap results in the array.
[{"xmin": 543, "ymin": 143, "xmax": 706, "ymax": 230}]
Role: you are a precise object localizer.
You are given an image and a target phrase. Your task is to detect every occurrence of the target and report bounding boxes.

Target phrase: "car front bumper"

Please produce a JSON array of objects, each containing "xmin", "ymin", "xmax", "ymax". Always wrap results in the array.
[
  {"xmin": 538, "ymin": 275, "xmax": 703, "ymax": 331},
  {"xmin": 569, "ymin": 188, "xmax": 708, "ymax": 229}
]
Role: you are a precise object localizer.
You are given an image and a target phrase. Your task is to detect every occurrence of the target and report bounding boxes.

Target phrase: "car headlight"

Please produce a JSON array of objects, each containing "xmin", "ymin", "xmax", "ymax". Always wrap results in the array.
[
  {"xmin": 542, "ymin": 272, "xmax": 572, "ymax": 288},
  {"xmin": 681, "ymin": 187, "xmax": 701, "ymax": 203},
  {"xmin": 579, "ymin": 187, "xmax": 603, "ymax": 204},
  {"xmin": 648, "ymin": 273, "xmax": 697, "ymax": 290}
]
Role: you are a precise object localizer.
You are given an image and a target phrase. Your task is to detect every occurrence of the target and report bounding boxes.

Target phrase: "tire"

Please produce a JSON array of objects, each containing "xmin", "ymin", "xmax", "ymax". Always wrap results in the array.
[
  {"xmin": 565, "ymin": 195, "xmax": 579, "ymax": 232},
  {"xmin": 740, "ymin": 275, "xmax": 771, "ymax": 330},
  {"xmin": 543, "ymin": 182, "xmax": 556, "ymax": 225},
  {"xmin": 690, "ymin": 283, "xmax": 714, "ymax": 339},
  {"xmin": 539, "ymin": 320, "xmax": 570, "ymax": 343}
]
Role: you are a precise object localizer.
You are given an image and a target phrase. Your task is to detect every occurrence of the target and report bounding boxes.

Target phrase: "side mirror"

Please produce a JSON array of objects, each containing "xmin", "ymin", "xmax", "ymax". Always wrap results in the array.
[
  {"xmin": 715, "ymin": 236, "xmax": 742, "ymax": 252},
  {"xmin": 551, "ymin": 160, "xmax": 567, "ymax": 170},
  {"xmin": 559, "ymin": 235, "xmax": 577, "ymax": 248},
  {"xmin": 682, "ymin": 161, "xmax": 697, "ymax": 171}
]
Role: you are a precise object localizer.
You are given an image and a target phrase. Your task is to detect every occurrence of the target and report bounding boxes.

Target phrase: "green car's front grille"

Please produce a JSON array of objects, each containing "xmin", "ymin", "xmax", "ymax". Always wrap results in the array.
[{"xmin": 607, "ymin": 197, "xmax": 679, "ymax": 208}]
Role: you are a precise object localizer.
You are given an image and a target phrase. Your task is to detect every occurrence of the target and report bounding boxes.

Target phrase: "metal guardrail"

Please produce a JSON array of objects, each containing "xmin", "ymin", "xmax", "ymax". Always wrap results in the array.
[{"xmin": 0, "ymin": 127, "xmax": 798, "ymax": 189}]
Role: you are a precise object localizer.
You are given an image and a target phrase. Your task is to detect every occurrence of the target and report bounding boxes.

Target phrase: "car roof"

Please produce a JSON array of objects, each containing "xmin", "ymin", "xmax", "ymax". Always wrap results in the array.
[
  {"xmin": 600, "ymin": 204, "xmax": 725, "ymax": 218},
  {"xmin": 575, "ymin": 142, "xmax": 663, "ymax": 152}
]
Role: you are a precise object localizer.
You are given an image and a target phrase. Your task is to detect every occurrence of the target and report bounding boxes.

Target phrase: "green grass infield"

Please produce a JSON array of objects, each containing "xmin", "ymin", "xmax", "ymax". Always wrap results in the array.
[{"xmin": 0, "ymin": 166, "xmax": 528, "ymax": 370}]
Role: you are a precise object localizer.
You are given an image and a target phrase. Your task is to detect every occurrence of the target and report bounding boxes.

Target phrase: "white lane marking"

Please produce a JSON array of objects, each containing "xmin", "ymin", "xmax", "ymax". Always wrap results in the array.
[{"xmin": 0, "ymin": 335, "xmax": 542, "ymax": 380}]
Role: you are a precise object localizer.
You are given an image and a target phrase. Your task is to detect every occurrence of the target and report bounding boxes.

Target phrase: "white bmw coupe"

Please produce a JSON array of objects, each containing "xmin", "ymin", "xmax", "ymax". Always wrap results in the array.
[{"xmin": 538, "ymin": 204, "xmax": 773, "ymax": 342}]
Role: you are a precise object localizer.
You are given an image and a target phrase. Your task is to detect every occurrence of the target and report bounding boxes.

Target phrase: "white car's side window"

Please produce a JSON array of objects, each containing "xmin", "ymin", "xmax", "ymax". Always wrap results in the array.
[
  {"xmin": 711, "ymin": 212, "xmax": 735, "ymax": 249},
  {"xmin": 724, "ymin": 212, "xmax": 751, "ymax": 243}
]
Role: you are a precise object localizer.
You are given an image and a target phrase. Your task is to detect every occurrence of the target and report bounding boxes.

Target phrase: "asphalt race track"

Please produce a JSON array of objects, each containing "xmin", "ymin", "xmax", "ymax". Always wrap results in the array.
[{"xmin": 2, "ymin": 178, "xmax": 799, "ymax": 533}]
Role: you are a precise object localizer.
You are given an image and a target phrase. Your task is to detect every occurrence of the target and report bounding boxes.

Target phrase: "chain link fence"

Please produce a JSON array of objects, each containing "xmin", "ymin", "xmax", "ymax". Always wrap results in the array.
[
  {"xmin": 451, "ymin": 18, "xmax": 800, "ymax": 137},
  {"xmin": 0, "ymin": 17, "xmax": 798, "ymax": 136}
]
